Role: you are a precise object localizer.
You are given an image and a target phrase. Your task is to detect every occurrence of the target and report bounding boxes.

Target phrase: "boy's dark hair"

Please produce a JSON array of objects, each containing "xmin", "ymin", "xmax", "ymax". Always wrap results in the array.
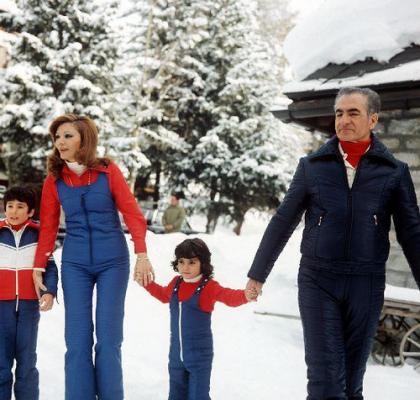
[
  {"xmin": 171, "ymin": 238, "xmax": 214, "ymax": 279},
  {"xmin": 3, "ymin": 186, "xmax": 38, "ymax": 214}
]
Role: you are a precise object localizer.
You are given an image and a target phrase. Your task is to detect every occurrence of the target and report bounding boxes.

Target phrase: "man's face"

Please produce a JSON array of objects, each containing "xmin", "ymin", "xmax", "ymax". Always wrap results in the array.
[
  {"xmin": 170, "ymin": 196, "xmax": 179, "ymax": 206},
  {"xmin": 335, "ymin": 93, "xmax": 378, "ymax": 142}
]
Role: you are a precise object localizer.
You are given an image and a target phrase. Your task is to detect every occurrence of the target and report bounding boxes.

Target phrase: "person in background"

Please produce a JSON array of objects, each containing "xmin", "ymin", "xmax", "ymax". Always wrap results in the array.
[{"xmin": 162, "ymin": 192, "xmax": 186, "ymax": 233}]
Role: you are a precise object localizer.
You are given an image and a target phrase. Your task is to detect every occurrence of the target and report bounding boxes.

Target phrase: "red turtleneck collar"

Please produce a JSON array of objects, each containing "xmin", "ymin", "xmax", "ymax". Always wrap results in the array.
[
  {"xmin": 339, "ymin": 138, "xmax": 371, "ymax": 168},
  {"xmin": 9, "ymin": 221, "xmax": 28, "ymax": 231}
]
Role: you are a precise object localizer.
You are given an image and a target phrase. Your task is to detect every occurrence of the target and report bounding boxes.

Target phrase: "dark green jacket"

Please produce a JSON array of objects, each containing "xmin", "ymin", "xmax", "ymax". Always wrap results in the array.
[{"xmin": 162, "ymin": 205, "xmax": 186, "ymax": 232}]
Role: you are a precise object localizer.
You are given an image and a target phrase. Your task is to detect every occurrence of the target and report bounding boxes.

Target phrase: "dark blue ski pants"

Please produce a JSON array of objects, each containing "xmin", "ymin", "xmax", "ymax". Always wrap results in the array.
[
  {"xmin": 0, "ymin": 300, "xmax": 40, "ymax": 400},
  {"xmin": 298, "ymin": 267, "xmax": 385, "ymax": 400}
]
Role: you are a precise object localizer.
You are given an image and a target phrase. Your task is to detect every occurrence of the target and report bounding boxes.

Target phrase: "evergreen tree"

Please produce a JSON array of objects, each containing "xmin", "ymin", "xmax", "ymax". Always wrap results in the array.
[
  {"xmin": 117, "ymin": 0, "xmax": 212, "ymax": 196},
  {"xmin": 172, "ymin": 0, "xmax": 309, "ymax": 234},
  {"xmin": 0, "ymin": 0, "xmax": 119, "ymax": 184}
]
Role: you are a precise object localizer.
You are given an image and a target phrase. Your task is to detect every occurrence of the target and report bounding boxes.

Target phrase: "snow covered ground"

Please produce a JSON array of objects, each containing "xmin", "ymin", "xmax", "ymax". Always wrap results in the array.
[{"xmin": 36, "ymin": 214, "xmax": 420, "ymax": 399}]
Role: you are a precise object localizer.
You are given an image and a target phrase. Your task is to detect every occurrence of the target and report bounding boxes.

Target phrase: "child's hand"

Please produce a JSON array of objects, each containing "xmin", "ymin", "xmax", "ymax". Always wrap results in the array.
[
  {"xmin": 245, "ymin": 287, "xmax": 259, "ymax": 302},
  {"xmin": 39, "ymin": 293, "xmax": 54, "ymax": 311}
]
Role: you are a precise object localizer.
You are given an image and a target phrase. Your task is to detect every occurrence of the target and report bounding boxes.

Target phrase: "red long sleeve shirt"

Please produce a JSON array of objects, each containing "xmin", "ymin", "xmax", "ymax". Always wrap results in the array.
[
  {"xmin": 34, "ymin": 162, "xmax": 147, "ymax": 268},
  {"xmin": 145, "ymin": 276, "xmax": 248, "ymax": 313}
]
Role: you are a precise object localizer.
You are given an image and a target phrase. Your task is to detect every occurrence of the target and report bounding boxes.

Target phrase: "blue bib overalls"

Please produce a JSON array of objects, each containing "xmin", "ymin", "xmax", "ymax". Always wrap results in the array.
[
  {"xmin": 57, "ymin": 172, "xmax": 130, "ymax": 400},
  {"xmin": 169, "ymin": 278, "xmax": 213, "ymax": 400}
]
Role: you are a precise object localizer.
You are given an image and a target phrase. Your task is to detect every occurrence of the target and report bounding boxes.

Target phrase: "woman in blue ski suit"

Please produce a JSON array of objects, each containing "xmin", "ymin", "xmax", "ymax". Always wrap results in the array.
[{"xmin": 33, "ymin": 114, "xmax": 154, "ymax": 400}]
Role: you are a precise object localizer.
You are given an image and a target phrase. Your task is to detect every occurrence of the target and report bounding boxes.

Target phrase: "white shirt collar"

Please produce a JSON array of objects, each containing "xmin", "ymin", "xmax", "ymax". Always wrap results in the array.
[
  {"xmin": 183, "ymin": 274, "xmax": 203, "ymax": 283},
  {"xmin": 65, "ymin": 160, "xmax": 87, "ymax": 176}
]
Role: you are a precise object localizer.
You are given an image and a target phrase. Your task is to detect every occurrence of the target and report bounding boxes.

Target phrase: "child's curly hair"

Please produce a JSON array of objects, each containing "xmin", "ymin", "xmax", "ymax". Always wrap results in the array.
[{"xmin": 171, "ymin": 238, "xmax": 214, "ymax": 279}]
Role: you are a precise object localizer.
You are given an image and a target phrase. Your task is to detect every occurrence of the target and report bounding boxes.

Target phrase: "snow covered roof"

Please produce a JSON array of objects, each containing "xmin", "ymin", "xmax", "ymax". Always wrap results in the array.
[
  {"xmin": 0, "ymin": 0, "xmax": 19, "ymax": 14},
  {"xmin": 284, "ymin": 58, "xmax": 420, "ymax": 94},
  {"xmin": 284, "ymin": 0, "xmax": 420, "ymax": 81}
]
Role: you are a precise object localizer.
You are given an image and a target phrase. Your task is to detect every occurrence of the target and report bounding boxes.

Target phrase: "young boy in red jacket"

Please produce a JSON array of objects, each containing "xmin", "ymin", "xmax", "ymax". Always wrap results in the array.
[
  {"xmin": 0, "ymin": 186, "xmax": 58, "ymax": 400},
  {"xmin": 140, "ymin": 238, "xmax": 257, "ymax": 400}
]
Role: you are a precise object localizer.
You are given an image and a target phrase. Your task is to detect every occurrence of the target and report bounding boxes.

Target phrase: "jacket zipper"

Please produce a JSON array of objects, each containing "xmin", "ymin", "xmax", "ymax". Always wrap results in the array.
[
  {"xmin": 342, "ymin": 157, "xmax": 365, "ymax": 260},
  {"xmin": 318, "ymin": 215, "xmax": 323, "ymax": 226},
  {"xmin": 373, "ymin": 214, "xmax": 378, "ymax": 226},
  {"xmin": 178, "ymin": 301, "xmax": 184, "ymax": 362},
  {"xmin": 11, "ymin": 225, "xmax": 27, "ymax": 311},
  {"xmin": 81, "ymin": 195, "xmax": 93, "ymax": 264}
]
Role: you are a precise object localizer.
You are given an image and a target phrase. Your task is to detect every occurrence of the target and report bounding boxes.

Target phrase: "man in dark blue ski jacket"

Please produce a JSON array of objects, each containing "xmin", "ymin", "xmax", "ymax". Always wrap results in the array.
[{"xmin": 247, "ymin": 86, "xmax": 420, "ymax": 400}]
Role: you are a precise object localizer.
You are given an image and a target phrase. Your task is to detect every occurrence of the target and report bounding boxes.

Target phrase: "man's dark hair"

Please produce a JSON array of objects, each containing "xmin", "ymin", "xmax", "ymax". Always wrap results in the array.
[
  {"xmin": 3, "ymin": 186, "xmax": 38, "ymax": 213},
  {"xmin": 171, "ymin": 191, "xmax": 185, "ymax": 200},
  {"xmin": 171, "ymin": 238, "xmax": 214, "ymax": 279},
  {"xmin": 334, "ymin": 87, "xmax": 381, "ymax": 115}
]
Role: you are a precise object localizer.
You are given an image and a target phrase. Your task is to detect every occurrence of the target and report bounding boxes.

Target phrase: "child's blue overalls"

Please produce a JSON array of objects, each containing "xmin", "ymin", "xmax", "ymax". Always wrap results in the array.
[
  {"xmin": 57, "ymin": 172, "xmax": 130, "ymax": 400},
  {"xmin": 169, "ymin": 277, "xmax": 213, "ymax": 400}
]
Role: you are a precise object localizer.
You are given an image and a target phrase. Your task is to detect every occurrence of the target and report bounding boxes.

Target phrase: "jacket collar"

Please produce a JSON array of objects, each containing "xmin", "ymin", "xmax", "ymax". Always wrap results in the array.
[
  {"xmin": 51, "ymin": 163, "xmax": 110, "ymax": 181},
  {"xmin": 308, "ymin": 134, "xmax": 398, "ymax": 167},
  {"xmin": 0, "ymin": 219, "xmax": 39, "ymax": 231}
]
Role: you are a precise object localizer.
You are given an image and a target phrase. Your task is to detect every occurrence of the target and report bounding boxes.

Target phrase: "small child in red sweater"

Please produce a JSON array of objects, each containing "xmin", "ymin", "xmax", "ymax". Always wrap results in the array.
[{"xmin": 141, "ymin": 238, "xmax": 256, "ymax": 400}]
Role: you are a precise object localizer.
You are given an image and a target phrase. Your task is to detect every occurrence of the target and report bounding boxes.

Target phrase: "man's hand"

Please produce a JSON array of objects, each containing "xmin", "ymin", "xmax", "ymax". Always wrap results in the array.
[
  {"xmin": 246, "ymin": 278, "xmax": 264, "ymax": 301},
  {"xmin": 134, "ymin": 253, "xmax": 155, "ymax": 287},
  {"xmin": 33, "ymin": 270, "xmax": 47, "ymax": 299},
  {"xmin": 245, "ymin": 287, "xmax": 259, "ymax": 302},
  {"xmin": 40, "ymin": 293, "xmax": 54, "ymax": 311}
]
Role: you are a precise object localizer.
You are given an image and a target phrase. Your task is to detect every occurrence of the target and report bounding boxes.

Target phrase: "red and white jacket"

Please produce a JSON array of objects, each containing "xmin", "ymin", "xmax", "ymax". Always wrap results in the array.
[
  {"xmin": 34, "ymin": 162, "xmax": 148, "ymax": 269},
  {"xmin": 145, "ymin": 275, "xmax": 248, "ymax": 312},
  {"xmin": 0, "ymin": 220, "xmax": 57, "ymax": 300}
]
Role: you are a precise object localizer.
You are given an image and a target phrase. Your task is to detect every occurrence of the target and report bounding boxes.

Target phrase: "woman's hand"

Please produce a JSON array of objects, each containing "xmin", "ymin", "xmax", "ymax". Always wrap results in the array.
[
  {"xmin": 134, "ymin": 253, "xmax": 155, "ymax": 287},
  {"xmin": 33, "ymin": 270, "xmax": 47, "ymax": 299}
]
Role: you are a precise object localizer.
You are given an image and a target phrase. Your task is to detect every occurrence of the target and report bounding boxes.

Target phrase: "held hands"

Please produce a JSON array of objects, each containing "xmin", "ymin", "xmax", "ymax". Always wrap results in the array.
[
  {"xmin": 39, "ymin": 293, "xmax": 54, "ymax": 311},
  {"xmin": 245, "ymin": 287, "xmax": 259, "ymax": 302},
  {"xmin": 33, "ymin": 270, "xmax": 47, "ymax": 299},
  {"xmin": 134, "ymin": 253, "xmax": 155, "ymax": 287},
  {"xmin": 245, "ymin": 278, "xmax": 264, "ymax": 302},
  {"xmin": 32, "ymin": 270, "xmax": 54, "ymax": 312}
]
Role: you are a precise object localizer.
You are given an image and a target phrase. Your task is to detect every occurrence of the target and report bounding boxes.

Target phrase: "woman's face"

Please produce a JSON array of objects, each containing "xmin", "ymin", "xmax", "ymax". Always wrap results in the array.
[{"xmin": 54, "ymin": 122, "xmax": 82, "ymax": 162}]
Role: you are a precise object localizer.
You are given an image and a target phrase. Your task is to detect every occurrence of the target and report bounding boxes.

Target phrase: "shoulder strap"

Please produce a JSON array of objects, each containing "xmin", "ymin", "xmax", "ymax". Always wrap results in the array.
[
  {"xmin": 195, "ymin": 277, "xmax": 210, "ymax": 294},
  {"xmin": 173, "ymin": 276, "xmax": 183, "ymax": 293}
]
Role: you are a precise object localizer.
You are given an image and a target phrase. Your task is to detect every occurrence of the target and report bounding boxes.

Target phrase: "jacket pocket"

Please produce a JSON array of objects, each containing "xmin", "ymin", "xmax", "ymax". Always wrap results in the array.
[{"xmin": 314, "ymin": 212, "xmax": 347, "ymax": 260}]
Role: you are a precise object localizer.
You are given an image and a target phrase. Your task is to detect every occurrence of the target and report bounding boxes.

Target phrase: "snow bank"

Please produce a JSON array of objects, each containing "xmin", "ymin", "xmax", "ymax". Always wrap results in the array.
[
  {"xmin": 37, "ymin": 214, "xmax": 420, "ymax": 399},
  {"xmin": 284, "ymin": 0, "xmax": 420, "ymax": 80}
]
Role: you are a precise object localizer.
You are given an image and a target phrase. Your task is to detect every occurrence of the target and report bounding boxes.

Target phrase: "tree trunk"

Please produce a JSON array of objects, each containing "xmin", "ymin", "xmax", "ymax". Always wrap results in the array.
[
  {"xmin": 152, "ymin": 161, "xmax": 161, "ymax": 207},
  {"xmin": 206, "ymin": 189, "xmax": 219, "ymax": 234},
  {"xmin": 232, "ymin": 207, "xmax": 248, "ymax": 236}
]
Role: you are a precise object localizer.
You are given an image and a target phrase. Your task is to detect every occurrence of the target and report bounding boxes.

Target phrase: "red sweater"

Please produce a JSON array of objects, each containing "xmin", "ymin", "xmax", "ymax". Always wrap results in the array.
[
  {"xmin": 34, "ymin": 162, "xmax": 147, "ymax": 268},
  {"xmin": 145, "ymin": 276, "xmax": 248, "ymax": 313}
]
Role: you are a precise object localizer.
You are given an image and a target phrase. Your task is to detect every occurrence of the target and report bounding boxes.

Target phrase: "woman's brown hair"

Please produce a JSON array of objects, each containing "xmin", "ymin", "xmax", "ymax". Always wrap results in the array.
[{"xmin": 47, "ymin": 114, "xmax": 110, "ymax": 177}]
